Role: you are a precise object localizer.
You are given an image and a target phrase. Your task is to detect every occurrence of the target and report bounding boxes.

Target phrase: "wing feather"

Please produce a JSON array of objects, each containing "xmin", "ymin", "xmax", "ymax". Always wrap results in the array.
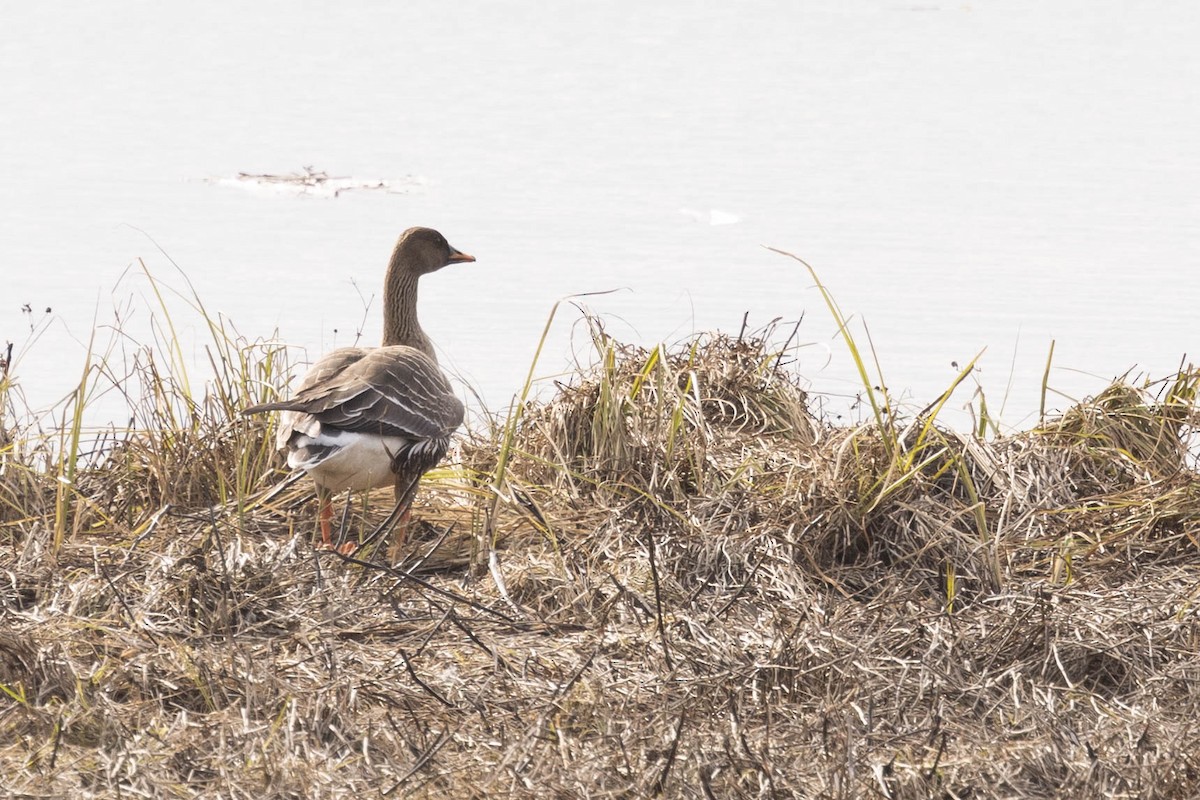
[{"xmin": 248, "ymin": 346, "xmax": 463, "ymax": 441}]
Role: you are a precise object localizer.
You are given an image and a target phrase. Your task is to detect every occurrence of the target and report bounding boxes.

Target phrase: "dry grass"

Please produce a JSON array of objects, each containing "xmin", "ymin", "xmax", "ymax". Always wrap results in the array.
[{"xmin": 2, "ymin": 283, "xmax": 1199, "ymax": 798}]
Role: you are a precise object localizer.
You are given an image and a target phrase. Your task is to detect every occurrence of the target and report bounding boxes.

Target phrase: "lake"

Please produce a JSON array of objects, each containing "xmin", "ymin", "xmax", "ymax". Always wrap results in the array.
[{"xmin": 3, "ymin": 1, "xmax": 1197, "ymax": 432}]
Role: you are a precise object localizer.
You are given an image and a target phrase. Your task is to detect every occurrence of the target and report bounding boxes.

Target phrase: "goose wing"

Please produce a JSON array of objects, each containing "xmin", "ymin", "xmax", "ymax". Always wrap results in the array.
[
  {"xmin": 249, "ymin": 346, "xmax": 463, "ymax": 440},
  {"xmin": 245, "ymin": 346, "xmax": 373, "ymax": 449},
  {"xmin": 294, "ymin": 347, "xmax": 371, "ymax": 392}
]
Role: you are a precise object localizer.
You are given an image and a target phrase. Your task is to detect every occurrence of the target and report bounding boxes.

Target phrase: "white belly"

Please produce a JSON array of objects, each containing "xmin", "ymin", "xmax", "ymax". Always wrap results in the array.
[{"xmin": 288, "ymin": 429, "xmax": 408, "ymax": 492}]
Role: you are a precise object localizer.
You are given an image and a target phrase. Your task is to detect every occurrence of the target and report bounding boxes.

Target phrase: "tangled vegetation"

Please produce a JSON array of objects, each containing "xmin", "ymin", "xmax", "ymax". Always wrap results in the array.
[{"xmin": 1, "ymin": 268, "xmax": 1198, "ymax": 798}]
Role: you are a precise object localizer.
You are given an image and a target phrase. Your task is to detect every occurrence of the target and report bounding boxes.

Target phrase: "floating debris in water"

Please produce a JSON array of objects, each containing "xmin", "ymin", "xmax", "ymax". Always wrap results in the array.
[{"xmin": 208, "ymin": 165, "xmax": 428, "ymax": 197}]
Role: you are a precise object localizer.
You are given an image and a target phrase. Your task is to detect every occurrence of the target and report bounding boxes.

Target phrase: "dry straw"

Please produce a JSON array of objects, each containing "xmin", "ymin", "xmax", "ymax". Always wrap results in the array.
[{"xmin": 1, "ymin": 261, "xmax": 1198, "ymax": 798}]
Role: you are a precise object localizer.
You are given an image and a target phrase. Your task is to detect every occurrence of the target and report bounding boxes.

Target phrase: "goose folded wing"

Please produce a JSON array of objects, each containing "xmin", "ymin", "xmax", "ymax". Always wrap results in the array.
[
  {"xmin": 294, "ymin": 346, "xmax": 370, "ymax": 392},
  {"xmin": 277, "ymin": 348, "xmax": 463, "ymax": 440}
]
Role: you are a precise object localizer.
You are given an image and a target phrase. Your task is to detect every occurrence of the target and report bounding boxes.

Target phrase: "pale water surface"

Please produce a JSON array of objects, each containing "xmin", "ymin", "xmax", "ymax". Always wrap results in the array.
[{"xmin": 3, "ymin": 1, "xmax": 1198, "ymax": 430}]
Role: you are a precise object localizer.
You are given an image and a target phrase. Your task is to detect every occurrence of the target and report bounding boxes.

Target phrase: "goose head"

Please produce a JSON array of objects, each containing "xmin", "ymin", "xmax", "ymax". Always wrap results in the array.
[{"xmin": 391, "ymin": 226, "xmax": 476, "ymax": 276}]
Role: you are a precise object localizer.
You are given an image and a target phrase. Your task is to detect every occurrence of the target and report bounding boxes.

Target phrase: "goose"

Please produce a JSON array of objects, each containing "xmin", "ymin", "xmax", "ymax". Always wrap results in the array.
[{"xmin": 245, "ymin": 226, "xmax": 473, "ymax": 554}]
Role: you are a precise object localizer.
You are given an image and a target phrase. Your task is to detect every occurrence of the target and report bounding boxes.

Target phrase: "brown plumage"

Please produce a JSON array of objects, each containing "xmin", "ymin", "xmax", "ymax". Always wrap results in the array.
[{"xmin": 245, "ymin": 226, "xmax": 474, "ymax": 553}]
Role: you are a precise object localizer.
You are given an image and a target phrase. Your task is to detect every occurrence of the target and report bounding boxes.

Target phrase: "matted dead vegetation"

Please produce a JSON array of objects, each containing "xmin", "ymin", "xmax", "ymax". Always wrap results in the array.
[{"xmin": 2, "ymin": 297, "xmax": 1199, "ymax": 798}]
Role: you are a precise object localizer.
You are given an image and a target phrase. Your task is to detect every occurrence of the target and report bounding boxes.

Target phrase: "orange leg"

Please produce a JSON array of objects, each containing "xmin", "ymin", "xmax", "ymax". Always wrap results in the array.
[
  {"xmin": 318, "ymin": 494, "xmax": 335, "ymax": 548},
  {"xmin": 385, "ymin": 505, "xmax": 414, "ymax": 564},
  {"xmin": 383, "ymin": 471, "xmax": 430, "ymax": 563},
  {"xmin": 315, "ymin": 489, "xmax": 358, "ymax": 554},
  {"xmin": 394, "ymin": 505, "xmax": 412, "ymax": 551}
]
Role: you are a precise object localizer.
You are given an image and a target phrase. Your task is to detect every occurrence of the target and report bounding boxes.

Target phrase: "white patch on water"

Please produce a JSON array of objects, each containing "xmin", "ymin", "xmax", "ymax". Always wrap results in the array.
[{"xmin": 679, "ymin": 208, "xmax": 743, "ymax": 226}]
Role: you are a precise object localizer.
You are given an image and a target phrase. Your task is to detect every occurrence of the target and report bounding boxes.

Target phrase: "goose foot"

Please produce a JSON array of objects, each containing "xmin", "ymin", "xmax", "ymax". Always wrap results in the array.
[{"xmin": 315, "ymin": 539, "xmax": 359, "ymax": 556}]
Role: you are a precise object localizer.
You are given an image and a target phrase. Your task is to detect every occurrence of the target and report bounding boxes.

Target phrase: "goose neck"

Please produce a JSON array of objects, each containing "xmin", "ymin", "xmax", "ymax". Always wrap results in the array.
[{"xmin": 382, "ymin": 270, "xmax": 434, "ymax": 359}]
